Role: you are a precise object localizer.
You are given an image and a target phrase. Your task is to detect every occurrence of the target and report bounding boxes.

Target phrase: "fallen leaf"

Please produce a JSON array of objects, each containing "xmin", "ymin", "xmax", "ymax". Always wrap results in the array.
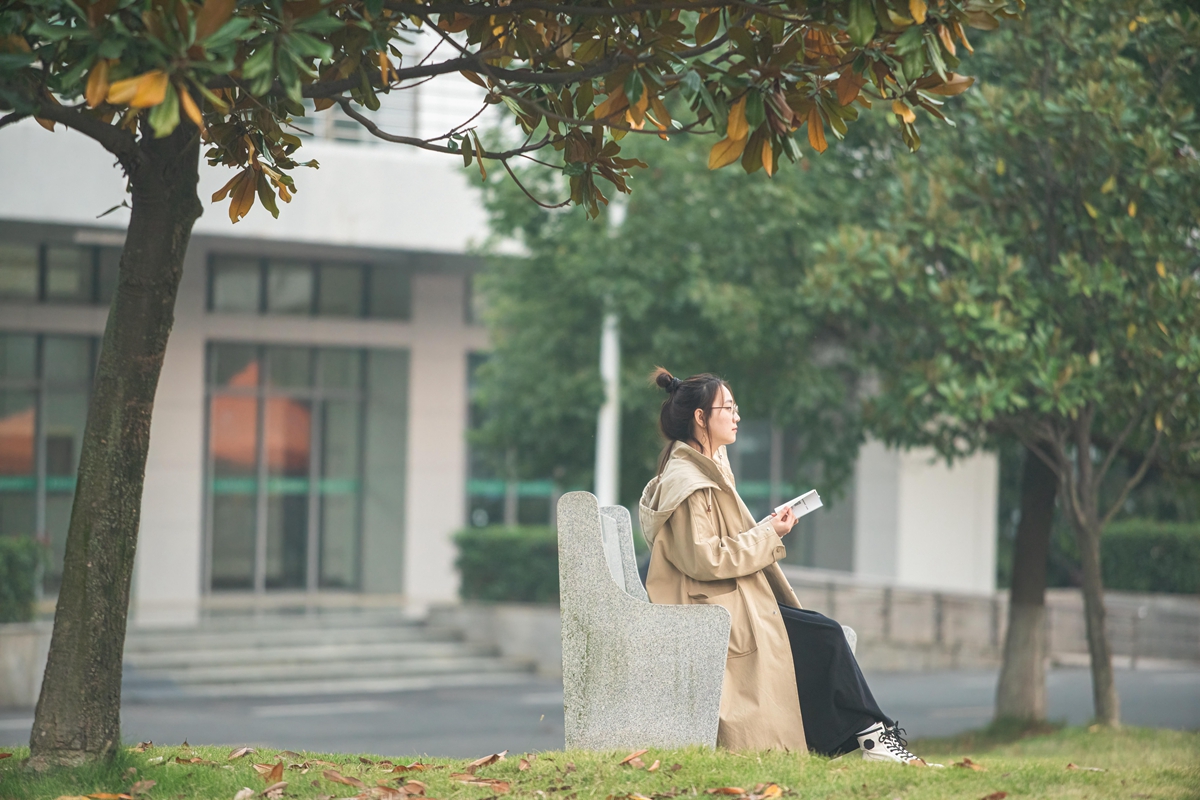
[
  {"xmin": 392, "ymin": 763, "xmax": 429, "ymax": 773},
  {"xmin": 980, "ymin": 794, "xmax": 1007, "ymax": 800},
  {"xmin": 759, "ymin": 785, "xmax": 782, "ymax": 799},
  {"xmin": 1065, "ymin": 763, "xmax": 1105, "ymax": 772},
  {"xmin": 628, "ymin": 758, "xmax": 646, "ymax": 769},
  {"xmin": 361, "ymin": 758, "xmax": 374, "ymax": 765},
  {"xmin": 229, "ymin": 747, "xmax": 256, "ymax": 760},
  {"xmin": 55, "ymin": 797, "xmax": 93, "ymax": 800},
  {"xmin": 954, "ymin": 758, "xmax": 986, "ymax": 771},
  {"xmin": 705, "ymin": 789, "xmax": 746, "ymax": 796},
  {"xmin": 619, "ymin": 750, "xmax": 649, "ymax": 766},
  {"xmin": 86, "ymin": 794, "xmax": 128, "ymax": 799},
  {"xmin": 647, "ymin": 761, "xmax": 660, "ymax": 773},
  {"xmin": 519, "ymin": 759, "xmax": 531, "ymax": 772},
  {"xmin": 233, "ymin": 790, "xmax": 255, "ymax": 800},
  {"xmin": 0, "ymin": 753, "xmax": 11, "ymax": 759},
  {"xmin": 402, "ymin": 780, "xmax": 428, "ymax": 795},
  {"xmin": 323, "ymin": 770, "xmax": 367, "ymax": 788},
  {"xmin": 564, "ymin": 763, "xmax": 576, "ymax": 774},
  {"xmin": 133, "ymin": 742, "xmax": 154, "ymax": 753},
  {"xmin": 129, "ymin": 781, "xmax": 156, "ymax": 796},
  {"xmin": 260, "ymin": 781, "xmax": 287, "ymax": 799},
  {"xmin": 465, "ymin": 751, "xmax": 507, "ymax": 773},
  {"xmin": 452, "ymin": 775, "xmax": 510, "ymax": 793},
  {"xmin": 309, "ymin": 760, "xmax": 340, "ymax": 768},
  {"xmin": 279, "ymin": 751, "xmax": 302, "ymax": 760},
  {"xmin": 669, "ymin": 764, "xmax": 682, "ymax": 773},
  {"xmin": 268, "ymin": 763, "xmax": 284, "ymax": 783},
  {"xmin": 146, "ymin": 757, "xmax": 164, "ymax": 765},
  {"xmin": 252, "ymin": 764, "xmax": 275, "ymax": 776}
]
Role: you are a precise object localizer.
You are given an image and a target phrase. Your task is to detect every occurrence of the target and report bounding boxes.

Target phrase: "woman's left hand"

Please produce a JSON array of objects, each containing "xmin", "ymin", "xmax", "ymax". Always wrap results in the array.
[{"xmin": 770, "ymin": 505, "xmax": 796, "ymax": 536}]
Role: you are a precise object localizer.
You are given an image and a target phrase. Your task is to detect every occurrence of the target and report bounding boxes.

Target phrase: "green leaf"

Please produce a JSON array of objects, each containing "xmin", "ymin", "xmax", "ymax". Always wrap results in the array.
[
  {"xmin": 294, "ymin": 13, "xmax": 345, "ymax": 35},
  {"xmin": 288, "ymin": 31, "xmax": 334, "ymax": 62},
  {"xmin": 202, "ymin": 16, "xmax": 252, "ymax": 51},
  {"xmin": 624, "ymin": 71, "xmax": 644, "ymax": 106},
  {"xmin": 848, "ymin": 0, "xmax": 877, "ymax": 46},
  {"xmin": 149, "ymin": 82, "xmax": 181, "ymax": 138},
  {"xmin": 745, "ymin": 91, "xmax": 766, "ymax": 130}
]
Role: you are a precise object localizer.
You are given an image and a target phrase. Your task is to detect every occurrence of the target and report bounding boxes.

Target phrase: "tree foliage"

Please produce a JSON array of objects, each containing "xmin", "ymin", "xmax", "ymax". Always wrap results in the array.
[
  {"xmin": 801, "ymin": 0, "xmax": 1200, "ymax": 725},
  {"xmin": 1, "ymin": 0, "xmax": 1015, "ymax": 218}
]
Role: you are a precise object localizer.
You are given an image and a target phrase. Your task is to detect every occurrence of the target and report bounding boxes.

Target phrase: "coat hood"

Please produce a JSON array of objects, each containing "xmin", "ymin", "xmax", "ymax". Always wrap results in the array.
[{"xmin": 638, "ymin": 441, "xmax": 734, "ymax": 548}]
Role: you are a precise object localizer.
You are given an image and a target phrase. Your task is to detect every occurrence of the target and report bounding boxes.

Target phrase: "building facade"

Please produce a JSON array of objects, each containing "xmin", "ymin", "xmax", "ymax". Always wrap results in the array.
[{"xmin": 2, "ymin": 105, "xmax": 999, "ymax": 626}]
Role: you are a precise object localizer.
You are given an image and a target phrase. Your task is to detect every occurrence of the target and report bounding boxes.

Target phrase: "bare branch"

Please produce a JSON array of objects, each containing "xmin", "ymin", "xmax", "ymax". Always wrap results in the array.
[
  {"xmin": 34, "ymin": 100, "xmax": 142, "ymax": 172},
  {"xmin": 0, "ymin": 110, "xmax": 30, "ymax": 130},
  {"xmin": 501, "ymin": 157, "xmax": 571, "ymax": 209},
  {"xmin": 334, "ymin": 98, "xmax": 551, "ymax": 159},
  {"xmin": 1100, "ymin": 428, "xmax": 1163, "ymax": 530}
]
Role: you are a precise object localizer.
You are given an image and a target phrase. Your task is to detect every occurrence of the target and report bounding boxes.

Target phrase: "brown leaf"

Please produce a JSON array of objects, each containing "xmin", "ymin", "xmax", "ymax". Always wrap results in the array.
[
  {"xmin": 705, "ymin": 789, "xmax": 746, "ymax": 796},
  {"xmin": 708, "ymin": 135, "xmax": 747, "ymax": 170},
  {"xmin": 391, "ymin": 762, "xmax": 430, "ymax": 773},
  {"xmin": 759, "ymin": 785, "xmax": 782, "ymax": 799},
  {"xmin": 980, "ymin": 794, "xmax": 1007, "ymax": 800},
  {"xmin": 360, "ymin": 757, "xmax": 374, "ymax": 765},
  {"xmin": 323, "ymin": 770, "xmax": 366, "ymax": 788},
  {"xmin": 402, "ymin": 781, "xmax": 427, "ymax": 795},
  {"xmin": 86, "ymin": 59, "xmax": 110, "ymax": 108},
  {"xmin": 1065, "ymin": 763, "xmax": 1104, "ymax": 772},
  {"xmin": 453, "ymin": 776, "xmax": 510, "ymax": 793},
  {"xmin": 669, "ymin": 764, "xmax": 682, "ymax": 773},
  {"xmin": 954, "ymin": 758, "xmax": 986, "ymax": 771},
  {"xmin": 518, "ymin": 759, "xmax": 531, "ymax": 772},
  {"xmin": 233, "ymin": 789, "xmax": 255, "ymax": 800},
  {"xmin": 267, "ymin": 763, "xmax": 284, "ymax": 783},
  {"xmin": 252, "ymin": 764, "xmax": 274, "ymax": 776},
  {"xmin": 806, "ymin": 107, "xmax": 827, "ymax": 153},
  {"xmin": 260, "ymin": 782, "xmax": 287, "ymax": 799},
  {"xmin": 465, "ymin": 751, "xmax": 507, "ymax": 774},
  {"xmin": 279, "ymin": 751, "xmax": 302, "ymax": 760},
  {"xmin": 229, "ymin": 747, "xmax": 256, "ymax": 760},
  {"xmin": 647, "ymin": 760, "xmax": 660, "ymax": 773},
  {"xmin": 87, "ymin": 794, "xmax": 128, "ymax": 799},
  {"xmin": 564, "ymin": 763, "xmax": 576, "ymax": 774},
  {"xmin": 129, "ymin": 780, "xmax": 156, "ymax": 796},
  {"xmin": 132, "ymin": 741, "xmax": 154, "ymax": 753},
  {"xmin": 195, "ymin": 0, "xmax": 236, "ymax": 42},
  {"xmin": 309, "ymin": 760, "xmax": 340, "ymax": 768},
  {"xmin": 618, "ymin": 749, "xmax": 648, "ymax": 766},
  {"xmin": 0, "ymin": 753, "xmax": 11, "ymax": 759}
]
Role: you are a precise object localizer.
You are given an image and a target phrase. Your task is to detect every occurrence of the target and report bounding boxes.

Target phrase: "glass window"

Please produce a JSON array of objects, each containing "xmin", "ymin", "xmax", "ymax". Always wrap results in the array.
[
  {"xmin": 318, "ymin": 349, "xmax": 361, "ymax": 391},
  {"xmin": 266, "ymin": 260, "xmax": 314, "ymax": 315},
  {"xmin": 0, "ymin": 335, "xmax": 36, "ymax": 382},
  {"xmin": 43, "ymin": 337, "xmax": 93, "ymax": 385},
  {"xmin": 317, "ymin": 264, "xmax": 364, "ymax": 317},
  {"xmin": 45, "ymin": 246, "xmax": 94, "ymax": 304},
  {"xmin": 97, "ymin": 247, "xmax": 121, "ymax": 306},
  {"xmin": 206, "ymin": 343, "xmax": 404, "ymax": 593},
  {"xmin": 210, "ymin": 343, "xmax": 259, "ymax": 389},
  {"xmin": 368, "ymin": 267, "xmax": 411, "ymax": 320},
  {"xmin": 211, "ymin": 256, "xmax": 262, "ymax": 313},
  {"xmin": 0, "ymin": 243, "xmax": 39, "ymax": 301},
  {"xmin": 266, "ymin": 346, "xmax": 311, "ymax": 389}
]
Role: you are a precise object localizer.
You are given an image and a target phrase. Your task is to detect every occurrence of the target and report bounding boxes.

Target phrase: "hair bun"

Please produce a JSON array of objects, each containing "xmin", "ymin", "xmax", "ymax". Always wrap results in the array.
[
  {"xmin": 651, "ymin": 366, "xmax": 681, "ymax": 394},
  {"xmin": 667, "ymin": 377, "xmax": 682, "ymax": 393}
]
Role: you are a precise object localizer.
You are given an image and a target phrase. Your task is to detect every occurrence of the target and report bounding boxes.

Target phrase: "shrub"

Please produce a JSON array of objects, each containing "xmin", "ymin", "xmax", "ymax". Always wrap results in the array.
[
  {"xmin": 0, "ymin": 536, "xmax": 43, "ymax": 623},
  {"xmin": 1102, "ymin": 520, "xmax": 1200, "ymax": 595},
  {"xmin": 454, "ymin": 526, "xmax": 559, "ymax": 603}
]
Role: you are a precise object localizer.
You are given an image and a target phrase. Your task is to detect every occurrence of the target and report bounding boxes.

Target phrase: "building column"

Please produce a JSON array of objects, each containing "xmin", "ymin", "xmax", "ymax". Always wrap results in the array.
[
  {"xmin": 403, "ymin": 273, "xmax": 469, "ymax": 607},
  {"xmin": 132, "ymin": 247, "xmax": 207, "ymax": 626}
]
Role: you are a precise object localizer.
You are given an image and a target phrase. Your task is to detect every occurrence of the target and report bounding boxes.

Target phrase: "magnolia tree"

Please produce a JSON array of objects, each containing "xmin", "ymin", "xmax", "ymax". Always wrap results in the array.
[
  {"xmin": 1, "ymin": 0, "xmax": 1014, "ymax": 767},
  {"xmin": 803, "ymin": 0, "xmax": 1200, "ymax": 727}
]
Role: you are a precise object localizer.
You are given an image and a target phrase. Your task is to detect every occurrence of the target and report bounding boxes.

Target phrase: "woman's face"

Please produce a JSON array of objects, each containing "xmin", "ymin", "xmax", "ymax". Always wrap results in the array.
[{"xmin": 696, "ymin": 384, "xmax": 740, "ymax": 451}]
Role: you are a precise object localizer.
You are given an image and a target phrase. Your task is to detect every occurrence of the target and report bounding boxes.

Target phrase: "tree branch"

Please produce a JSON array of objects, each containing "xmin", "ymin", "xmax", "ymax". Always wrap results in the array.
[
  {"xmin": 385, "ymin": 0, "xmax": 769, "ymax": 18},
  {"xmin": 1095, "ymin": 410, "xmax": 1142, "ymax": 489},
  {"xmin": 34, "ymin": 100, "xmax": 143, "ymax": 172},
  {"xmin": 335, "ymin": 98, "xmax": 551, "ymax": 159},
  {"xmin": 1100, "ymin": 428, "xmax": 1162, "ymax": 530},
  {"xmin": 0, "ymin": 110, "xmax": 31, "ymax": 131}
]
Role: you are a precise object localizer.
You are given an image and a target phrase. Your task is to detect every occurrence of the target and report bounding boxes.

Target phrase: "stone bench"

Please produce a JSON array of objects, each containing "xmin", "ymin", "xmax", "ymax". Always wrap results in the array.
[{"xmin": 557, "ymin": 490, "xmax": 857, "ymax": 750}]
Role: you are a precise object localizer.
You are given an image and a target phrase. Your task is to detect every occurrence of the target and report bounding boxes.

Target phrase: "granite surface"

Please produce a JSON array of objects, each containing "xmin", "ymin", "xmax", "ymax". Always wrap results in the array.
[{"xmin": 558, "ymin": 491, "xmax": 730, "ymax": 750}]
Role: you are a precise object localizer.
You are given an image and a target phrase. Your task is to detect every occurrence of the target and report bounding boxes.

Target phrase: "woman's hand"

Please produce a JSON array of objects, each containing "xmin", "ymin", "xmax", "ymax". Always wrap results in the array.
[{"xmin": 770, "ymin": 505, "xmax": 796, "ymax": 536}]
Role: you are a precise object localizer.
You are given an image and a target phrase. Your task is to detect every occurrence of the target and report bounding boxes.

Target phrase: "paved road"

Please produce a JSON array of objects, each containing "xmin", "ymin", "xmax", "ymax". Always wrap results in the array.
[{"xmin": 2, "ymin": 667, "xmax": 1197, "ymax": 757}]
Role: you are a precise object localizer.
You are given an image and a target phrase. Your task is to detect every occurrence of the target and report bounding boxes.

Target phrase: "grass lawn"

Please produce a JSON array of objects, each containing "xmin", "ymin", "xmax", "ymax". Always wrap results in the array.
[{"xmin": 1, "ymin": 726, "xmax": 1197, "ymax": 800}]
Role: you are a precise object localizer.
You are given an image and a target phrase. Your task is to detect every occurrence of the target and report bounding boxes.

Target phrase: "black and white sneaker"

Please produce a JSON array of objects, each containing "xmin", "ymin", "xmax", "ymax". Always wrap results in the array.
[{"xmin": 856, "ymin": 722, "xmax": 939, "ymax": 766}]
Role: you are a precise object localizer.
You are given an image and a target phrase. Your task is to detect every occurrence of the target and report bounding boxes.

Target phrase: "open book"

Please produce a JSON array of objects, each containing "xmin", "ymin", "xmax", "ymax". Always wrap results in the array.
[{"xmin": 759, "ymin": 489, "xmax": 823, "ymax": 524}]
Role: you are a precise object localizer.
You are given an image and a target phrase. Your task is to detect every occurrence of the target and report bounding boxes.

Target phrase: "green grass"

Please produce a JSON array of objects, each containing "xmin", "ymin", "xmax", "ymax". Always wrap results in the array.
[{"xmin": 2, "ymin": 726, "xmax": 1197, "ymax": 800}]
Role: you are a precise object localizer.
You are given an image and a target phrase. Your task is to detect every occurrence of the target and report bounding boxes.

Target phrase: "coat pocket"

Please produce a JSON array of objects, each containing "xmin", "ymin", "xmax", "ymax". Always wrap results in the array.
[{"xmin": 687, "ymin": 577, "xmax": 758, "ymax": 657}]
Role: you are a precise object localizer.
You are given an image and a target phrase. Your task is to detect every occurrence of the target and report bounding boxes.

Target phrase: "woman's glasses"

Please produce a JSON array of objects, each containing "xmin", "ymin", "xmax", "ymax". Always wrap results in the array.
[{"xmin": 712, "ymin": 404, "xmax": 739, "ymax": 415}]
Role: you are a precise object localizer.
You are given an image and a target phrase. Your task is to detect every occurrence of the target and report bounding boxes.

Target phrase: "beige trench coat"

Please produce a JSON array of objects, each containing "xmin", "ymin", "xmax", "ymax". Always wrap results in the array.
[{"xmin": 638, "ymin": 440, "xmax": 807, "ymax": 753}]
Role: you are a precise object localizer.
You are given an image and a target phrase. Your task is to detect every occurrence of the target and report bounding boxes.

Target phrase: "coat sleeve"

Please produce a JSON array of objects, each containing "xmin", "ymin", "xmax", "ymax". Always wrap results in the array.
[{"xmin": 662, "ymin": 489, "xmax": 786, "ymax": 581}]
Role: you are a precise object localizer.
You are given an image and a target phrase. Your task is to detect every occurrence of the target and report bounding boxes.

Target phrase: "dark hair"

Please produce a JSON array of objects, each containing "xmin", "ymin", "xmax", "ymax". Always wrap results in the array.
[{"xmin": 650, "ymin": 366, "xmax": 731, "ymax": 474}]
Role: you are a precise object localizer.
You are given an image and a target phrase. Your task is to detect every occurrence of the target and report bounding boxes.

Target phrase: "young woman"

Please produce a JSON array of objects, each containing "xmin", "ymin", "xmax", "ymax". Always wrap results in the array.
[{"xmin": 638, "ymin": 368, "xmax": 932, "ymax": 763}]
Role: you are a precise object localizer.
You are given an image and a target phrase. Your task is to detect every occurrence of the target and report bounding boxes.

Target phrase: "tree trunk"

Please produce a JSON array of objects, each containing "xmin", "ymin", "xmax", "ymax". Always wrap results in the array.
[
  {"xmin": 1074, "ymin": 514, "xmax": 1120, "ymax": 726},
  {"xmin": 994, "ymin": 445, "xmax": 1056, "ymax": 723},
  {"xmin": 28, "ymin": 121, "xmax": 203, "ymax": 768}
]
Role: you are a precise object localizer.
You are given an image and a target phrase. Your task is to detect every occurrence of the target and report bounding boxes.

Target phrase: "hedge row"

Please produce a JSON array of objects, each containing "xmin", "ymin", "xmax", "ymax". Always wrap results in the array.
[
  {"xmin": 454, "ymin": 526, "xmax": 559, "ymax": 603},
  {"xmin": 1102, "ymin": 520, "xmax": 1200, "ymax": 595},
  {"xmin": 0, "ymin": 537, "xmax": 43, "ymax": 623}
]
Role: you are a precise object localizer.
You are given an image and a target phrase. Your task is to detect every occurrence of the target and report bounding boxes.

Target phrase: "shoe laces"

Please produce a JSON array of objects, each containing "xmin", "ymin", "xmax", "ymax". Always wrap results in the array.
[{"xmin": 879, "ymin": 723, "xmax": 918, "ymax": 761}]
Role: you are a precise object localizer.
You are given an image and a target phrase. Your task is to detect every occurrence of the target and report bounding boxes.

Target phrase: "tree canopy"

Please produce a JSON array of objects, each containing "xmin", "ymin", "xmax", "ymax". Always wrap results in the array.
[{"xmin": 1, "ymin": 0, "xmax": 1013, "ymax": 217}]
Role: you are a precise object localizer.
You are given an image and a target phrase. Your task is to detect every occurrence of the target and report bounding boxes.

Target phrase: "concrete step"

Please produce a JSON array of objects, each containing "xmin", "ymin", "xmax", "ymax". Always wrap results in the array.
[
  {"xmin": 118, "ymin": 610, "xmax": 537, "ymax": 701},
  {"xmin": 124, "ymin": 639, "xmax": 492, "ymax": 669}
]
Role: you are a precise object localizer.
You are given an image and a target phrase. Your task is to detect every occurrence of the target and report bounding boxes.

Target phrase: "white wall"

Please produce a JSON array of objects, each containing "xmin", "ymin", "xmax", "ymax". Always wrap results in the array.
[
  {"xmin": 853, "ymin": 440, "xmax": 998, "ymax": 595},
  {"xmin": 0, "ymin": 120, "xmax": 490, "ymax": 253}
]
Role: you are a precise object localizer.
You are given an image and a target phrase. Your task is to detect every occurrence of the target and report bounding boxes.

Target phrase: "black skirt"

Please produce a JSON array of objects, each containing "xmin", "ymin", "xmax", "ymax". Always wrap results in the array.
[{"xmin": 779, "ymin": 604, "xmax": 894, "ymax": 756}]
